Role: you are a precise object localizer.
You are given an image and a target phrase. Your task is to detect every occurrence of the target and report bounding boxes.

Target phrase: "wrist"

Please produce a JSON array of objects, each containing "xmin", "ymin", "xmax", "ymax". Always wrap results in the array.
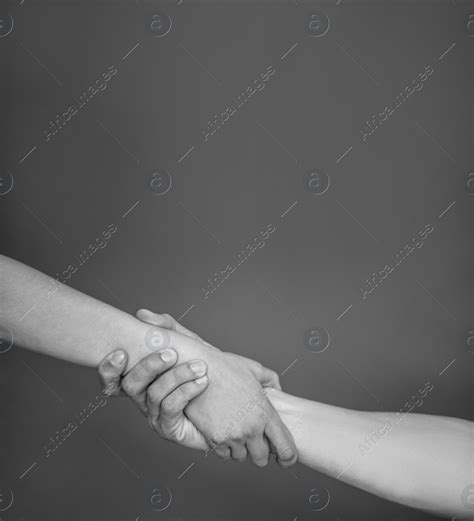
[
  {"xmin": 266, "ymin": 389, "xmax": 305, "ymax": 450},
  {"xmin": 114, "ymin": 314, "xmax": 174, "ymax": 364}
]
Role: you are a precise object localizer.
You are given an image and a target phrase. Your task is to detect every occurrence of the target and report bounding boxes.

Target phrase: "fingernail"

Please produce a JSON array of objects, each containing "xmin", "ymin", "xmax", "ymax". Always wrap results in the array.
[
  {"xmin": 160, "ymin": 348, "xmax": 176, "ymax": 362},
  {"xmin": 111, "ymin": 351, "xmax": 125, "ymax": 366},
  {"xmin": 189, "ymin": 361, "xmax": 206, "ymax": 376},
  {"xmin": 195, "ymin": 375, "xmax": 208, "ymax": 385}
]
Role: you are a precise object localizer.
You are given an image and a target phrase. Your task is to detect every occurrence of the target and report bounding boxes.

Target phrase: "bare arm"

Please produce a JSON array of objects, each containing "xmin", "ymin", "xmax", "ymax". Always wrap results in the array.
[
  {"xmin": 267, "ymin": 388, "xmax": 472, "ymax": 517},
  {"xmin": 0, "ymin": 254, "xmax": 154, "ymax": 369},
  {"xmin": 0, "ymin": 255, "xmax": 297, "ymax": 467}
]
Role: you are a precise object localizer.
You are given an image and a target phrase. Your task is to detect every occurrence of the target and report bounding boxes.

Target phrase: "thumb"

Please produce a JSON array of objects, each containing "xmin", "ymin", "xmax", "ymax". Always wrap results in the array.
[{"xmin": 98, "ymin": 350, "xmax": 128, "ymax": 396}]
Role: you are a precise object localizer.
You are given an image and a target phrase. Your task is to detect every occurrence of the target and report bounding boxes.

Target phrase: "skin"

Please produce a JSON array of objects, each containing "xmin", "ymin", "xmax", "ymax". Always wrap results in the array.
[
  {"xmin": 100, "ymin": 313, "xmax": 473, "ymax": 518},
  {"xmin": 0, "ymin": 254, "xmax": 297, "ymax": 467}
]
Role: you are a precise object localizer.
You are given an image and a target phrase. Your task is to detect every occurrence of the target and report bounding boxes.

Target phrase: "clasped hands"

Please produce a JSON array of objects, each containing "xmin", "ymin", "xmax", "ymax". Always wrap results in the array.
[{"xmin": 98, "ymin": 309, "xmax": 297, "ymax": 468}]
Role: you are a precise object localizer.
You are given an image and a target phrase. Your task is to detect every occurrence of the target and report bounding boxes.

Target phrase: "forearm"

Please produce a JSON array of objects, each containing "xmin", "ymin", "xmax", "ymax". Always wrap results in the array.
[
  {"xmin": 268, "ymin": 389, "xmax": 472, "ymax": 517},
  {"xmin": 0, "ymin": 255, "xmax": 210, "ymax": 370}
]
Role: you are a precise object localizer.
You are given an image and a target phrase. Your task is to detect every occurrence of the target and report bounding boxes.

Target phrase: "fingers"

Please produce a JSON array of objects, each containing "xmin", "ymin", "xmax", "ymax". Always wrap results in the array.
[
  {"xmin": 213, "ymin": 444, "xmax": 231, "ymax": 459},
  {"xmin": 136, "ymin": 309, "xmax": 201, "ymax": 341},
  {"xmin": 121, "ymin": 349, "xmax": 178, "ymax": 413},
  {"xmin": 246, "ymin": 435, "xmax": 270, "ymax": 467},
  {"xmin": 228, "ymin": 441, "xmax": 248, "ymax": 463},
  {"xmin": 147, "ymin": 361, "xmax": 208, "ymax": 425},
  {"xmin": 265, "ymin": 417, "xmax": 298, "ymax": 468},
  {"xmin": 259, "ymin": 366, "xmax": 282, "ymax": 391},
  {"xmin": 98, "ymin": 350, "xmax": 128, "ymax": 396}
]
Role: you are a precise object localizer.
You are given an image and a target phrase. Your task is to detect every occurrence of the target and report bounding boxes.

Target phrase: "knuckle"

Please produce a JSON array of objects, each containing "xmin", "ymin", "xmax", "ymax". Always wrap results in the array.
[
  {"xmin": 232, "ymin": 428, "xmax": 247, "ymax": 441},
  {"xmin": 210, "ymin": 434, "xmax": 226, "ymax": 446},
  {"xmin": 248, "ymin": 425, "xmax": 262, "ymax": 437},
  {"xmin": 161, "ymin": 395, "xmax": 177, "ymax": 413}
]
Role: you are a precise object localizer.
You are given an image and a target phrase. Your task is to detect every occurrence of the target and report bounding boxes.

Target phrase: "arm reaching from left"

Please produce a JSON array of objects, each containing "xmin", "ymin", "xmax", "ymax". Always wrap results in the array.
[{"xmin": 1, "ymin": 255, "xmax": 296, "ymax": 468}]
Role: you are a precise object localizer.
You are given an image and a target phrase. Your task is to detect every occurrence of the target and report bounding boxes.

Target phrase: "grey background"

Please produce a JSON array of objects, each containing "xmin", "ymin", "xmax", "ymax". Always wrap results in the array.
[{"xmin": 0, "ymin": 1, "xmax": 472, "ymax": 520}]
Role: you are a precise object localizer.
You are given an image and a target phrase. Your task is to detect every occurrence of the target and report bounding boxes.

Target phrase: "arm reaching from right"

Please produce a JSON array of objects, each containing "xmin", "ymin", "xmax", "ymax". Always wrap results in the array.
[
  {"xmin": 267, "ymin": 388, "xmax": 472, "ymax": 518},
  {"xmin": 99, "ymin": 311, "xmax": 472, "ymax": 516}
]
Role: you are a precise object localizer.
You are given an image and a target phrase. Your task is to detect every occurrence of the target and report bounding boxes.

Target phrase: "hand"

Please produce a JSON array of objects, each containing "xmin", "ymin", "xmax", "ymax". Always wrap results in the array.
[
  {"xmin": 98, "ymin": 348, "xmax": 210, "ymax": 450},
  {"xmin": 135, "ymin": 309, "xmax": 282, "ymax": 389},
  {"xmin": 136, "ymin": 310, "xmax": 297, "ymax": 468}
]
